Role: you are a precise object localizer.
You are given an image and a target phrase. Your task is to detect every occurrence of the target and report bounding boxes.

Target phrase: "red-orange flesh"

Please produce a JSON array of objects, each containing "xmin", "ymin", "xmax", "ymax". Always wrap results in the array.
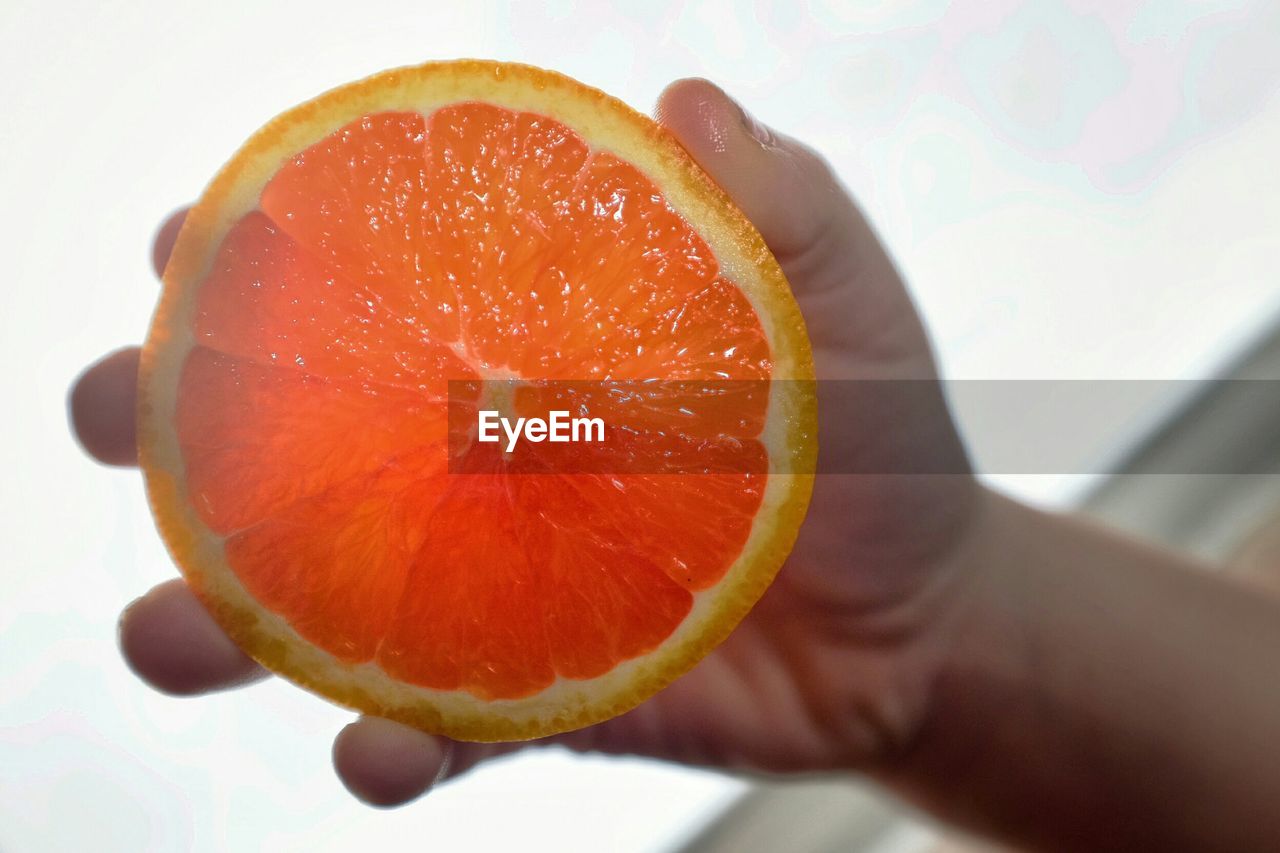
[{"xmin": 175, "ymin": 103, "xmax": 773, "ymax": 700}]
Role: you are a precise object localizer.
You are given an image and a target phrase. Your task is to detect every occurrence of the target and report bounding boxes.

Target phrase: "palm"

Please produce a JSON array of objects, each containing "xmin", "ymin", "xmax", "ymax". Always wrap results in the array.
[{"xmin": 554, "ymin": 276, "xmax": 975, "ymax": 772}]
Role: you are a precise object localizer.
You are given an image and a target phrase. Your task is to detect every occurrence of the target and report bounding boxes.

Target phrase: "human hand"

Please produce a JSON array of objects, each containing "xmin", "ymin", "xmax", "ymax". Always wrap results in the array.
[{"xmin": 70, "ymin": 79, "xmax": 982, "ymax": 807}]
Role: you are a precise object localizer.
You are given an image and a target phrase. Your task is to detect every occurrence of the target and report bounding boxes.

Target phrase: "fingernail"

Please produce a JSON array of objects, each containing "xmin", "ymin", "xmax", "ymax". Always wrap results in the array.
[
  {"xmin": 117, "ymin": 594, "xmax": 146, "ymax": 646},
  {"xmin": 434, "ymin": 739, "xmax": 455, "ymax": 784},
  {"xmin": 728, "ymin": 94, "xmax": 773, "ymax": 146}
]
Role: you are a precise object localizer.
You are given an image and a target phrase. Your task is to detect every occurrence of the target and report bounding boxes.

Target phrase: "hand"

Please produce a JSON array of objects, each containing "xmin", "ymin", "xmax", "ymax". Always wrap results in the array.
[{"xmin": 70, "ymin": 79, "xmax": 982, "ymax": 807}]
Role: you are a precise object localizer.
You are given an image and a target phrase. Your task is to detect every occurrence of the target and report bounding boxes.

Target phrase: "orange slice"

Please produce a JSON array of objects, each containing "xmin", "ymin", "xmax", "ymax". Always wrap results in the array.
[{"xmin": 139, "ymin": 60, "xmax": 816, "ymax": 741}]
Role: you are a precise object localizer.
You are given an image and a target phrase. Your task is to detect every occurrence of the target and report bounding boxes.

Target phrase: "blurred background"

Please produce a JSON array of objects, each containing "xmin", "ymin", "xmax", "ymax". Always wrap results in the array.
[{"xmin": 3, "ymin": 0, "xmax": 1280, "ymax": 850}]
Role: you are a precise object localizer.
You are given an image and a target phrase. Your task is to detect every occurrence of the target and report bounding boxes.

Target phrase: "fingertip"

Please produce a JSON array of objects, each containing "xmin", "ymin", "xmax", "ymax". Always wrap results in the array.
[
  {"xmin": 152, "ymin": 208, "xmax": 189, "ymax": 278},
  {"xmin": 655, "ymin": 79, "xmax": 835, "ymax": 260},
  {"xmin": 333, "ymin": 717, "xmax": 451, "ymax": 808},
  {"xmin": 655, "ymin": 77, "xmax": 760, "ymax": 160},
  {"xmin": 119, "ymin": 578, "xmax": 266, "ymax": 696},
  {"xmin": 655, "ymin": 77, "xmax": 724, "ymax": 117},
  {"xmin": 69, "ymin": 348, "xmax": 141, "ymax": 467}
]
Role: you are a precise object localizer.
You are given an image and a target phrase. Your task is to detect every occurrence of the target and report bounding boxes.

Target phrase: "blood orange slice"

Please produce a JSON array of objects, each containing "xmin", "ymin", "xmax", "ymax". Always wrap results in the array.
[{"xmin": 139, "ymin": 60, "xmax": 815, "ymax": 741}]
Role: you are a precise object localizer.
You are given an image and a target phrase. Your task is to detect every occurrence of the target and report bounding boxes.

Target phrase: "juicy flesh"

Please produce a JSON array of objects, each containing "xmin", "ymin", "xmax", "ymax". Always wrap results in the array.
[{"xmin": 177, "ymin": 104, "xmax": 773, "ymax": 699}]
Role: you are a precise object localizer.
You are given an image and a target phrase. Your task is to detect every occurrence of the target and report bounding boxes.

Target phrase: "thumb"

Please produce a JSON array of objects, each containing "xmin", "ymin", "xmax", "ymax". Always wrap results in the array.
[
  {"xmin": 658, "ymin": 80, "xmax": 975, "ymax": 603},
  {"xmin": 654, "ymin": 78, "xmax": 933, "ymax": 377}
]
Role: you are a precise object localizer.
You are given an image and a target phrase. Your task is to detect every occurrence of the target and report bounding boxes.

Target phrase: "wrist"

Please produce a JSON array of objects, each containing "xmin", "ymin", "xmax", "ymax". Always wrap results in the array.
[
  {"xmin": 870, "ymin": 490, "xmax": 1275, "ymax": 851},
  {"xmin": 865, "ymin": 488, "xmax": 1045, "ymax": 829},
  {"xmin": 816, "ymin": 479, "xmax": 1007, "ymax": 771}
]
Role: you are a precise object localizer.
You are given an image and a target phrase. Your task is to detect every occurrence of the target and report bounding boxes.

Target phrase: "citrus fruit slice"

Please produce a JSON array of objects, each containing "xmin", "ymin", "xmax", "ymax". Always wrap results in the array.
[{"xmin": 139, "ymin": 60, "xmax": 816, "ymax": 741}]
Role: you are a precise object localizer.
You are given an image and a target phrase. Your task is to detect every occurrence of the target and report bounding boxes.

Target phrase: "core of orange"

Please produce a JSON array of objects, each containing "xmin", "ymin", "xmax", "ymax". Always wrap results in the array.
[{"xmin": 139, "ymin": 60, "xmax": 816, "ymax": 741}]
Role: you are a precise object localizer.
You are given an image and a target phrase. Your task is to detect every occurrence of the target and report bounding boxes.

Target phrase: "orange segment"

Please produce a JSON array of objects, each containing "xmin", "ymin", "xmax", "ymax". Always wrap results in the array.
[
  {"xmin": 375, "ymin": 473, "xmax": 697, "ymax": 699},
  {"xmin": 421, "ymin": 103, "xmax": 591, "ymax": 373},
  {"xmin": 260, "ymin": 111, "xmax": 461, "ymax": 346},
  {"xmin": 524, "ymin": 151, "xmax": 723, "ymax": 379},
  {"xmin": 528, "ymin": 472, "xmax": 766, "ymax": 593},
  {"xmin": 225, "ymin": 450, "xmax": 447, "ymax": 663},
  {"xmin": 194, "ymin": 210, "xmax": 474, "ymax": 390},
  {"xmin": 140, "ymin": 60, "xmax": 815, "ymax": 740},
  {"xmin": 175, "ymin": 347, "xmax": 449, "ymax": 534}
]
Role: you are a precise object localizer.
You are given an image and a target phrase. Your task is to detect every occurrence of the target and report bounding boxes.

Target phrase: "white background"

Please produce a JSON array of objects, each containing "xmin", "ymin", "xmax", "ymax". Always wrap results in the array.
[{"xmin": 3, "ymin": 1, "xmax": 1280, "ymax": 850}]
